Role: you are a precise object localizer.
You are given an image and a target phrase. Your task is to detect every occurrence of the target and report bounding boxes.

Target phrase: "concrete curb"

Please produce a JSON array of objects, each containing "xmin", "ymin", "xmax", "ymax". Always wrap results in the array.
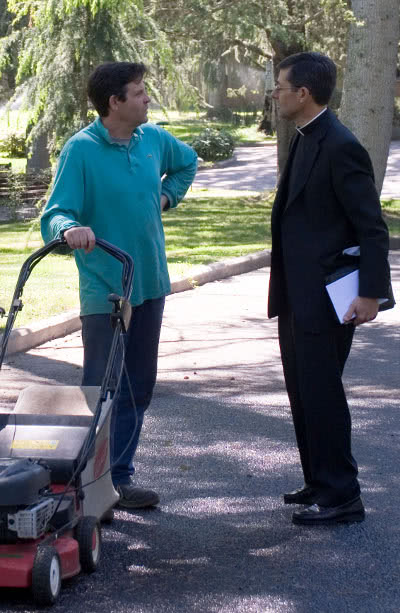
[
  {"xmin": 1, "ymin": 250, "xmax": 271, "ymax": 356},
  {"xmin": 2, "ymin": 241, "xmax": 398, "ymax": 356}
]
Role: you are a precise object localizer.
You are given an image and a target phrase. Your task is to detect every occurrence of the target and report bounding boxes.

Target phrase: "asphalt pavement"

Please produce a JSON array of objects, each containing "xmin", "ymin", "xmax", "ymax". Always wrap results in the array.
[
  {"xmin": 193, "ymin": 141, "xmax": 400, "ymax": 199},
  {"xmin": 0, "ymin": 253, "xmax": 399, "ymax": 613},
  {"xmin": 0, "ymin": 141, "xmax": 399, "ymax": 612}
]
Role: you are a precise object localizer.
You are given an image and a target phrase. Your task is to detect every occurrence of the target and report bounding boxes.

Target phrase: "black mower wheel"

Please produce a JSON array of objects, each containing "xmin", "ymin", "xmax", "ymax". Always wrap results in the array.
[
  {"xmin": 101, "ymin": 508, "xmax": 114, "ymax": 524},
  {"xmin": 76, "ymin": 516, "xmax": 101, "ymax": 573},
  {"xmin": 31, "ymin": 546, "xmax": 62, "ymax": 606}
]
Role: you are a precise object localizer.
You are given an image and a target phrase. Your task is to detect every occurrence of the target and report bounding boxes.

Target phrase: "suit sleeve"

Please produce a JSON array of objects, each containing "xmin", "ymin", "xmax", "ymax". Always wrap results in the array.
[{"xmin": 330, "ymin": 139, "xmax": 390, "ymax": 299}]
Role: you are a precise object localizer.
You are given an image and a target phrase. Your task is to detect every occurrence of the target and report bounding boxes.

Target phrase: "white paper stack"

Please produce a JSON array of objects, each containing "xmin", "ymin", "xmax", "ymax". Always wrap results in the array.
[{"xmin": 326, "ymin": 269, "xmax": 359, "ymax": 323}]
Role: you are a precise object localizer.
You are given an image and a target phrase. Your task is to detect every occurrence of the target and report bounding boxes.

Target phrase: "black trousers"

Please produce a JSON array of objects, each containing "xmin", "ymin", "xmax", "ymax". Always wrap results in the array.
[{"xmin": 278, "ymin": 310, "xmax": 360, "ymax": 506}]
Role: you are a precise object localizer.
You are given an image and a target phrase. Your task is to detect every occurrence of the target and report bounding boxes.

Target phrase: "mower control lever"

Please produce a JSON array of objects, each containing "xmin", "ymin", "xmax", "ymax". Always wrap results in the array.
[{"xmin": 108, "ymin": 293, "xmax": 132, "ymax": 333}]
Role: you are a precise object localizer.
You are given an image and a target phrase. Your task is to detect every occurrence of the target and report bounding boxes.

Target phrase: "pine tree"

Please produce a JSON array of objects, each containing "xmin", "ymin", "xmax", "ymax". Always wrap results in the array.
[{"xmin": 2, "ymin": 0, "xmax": 176, "ymax": 156}]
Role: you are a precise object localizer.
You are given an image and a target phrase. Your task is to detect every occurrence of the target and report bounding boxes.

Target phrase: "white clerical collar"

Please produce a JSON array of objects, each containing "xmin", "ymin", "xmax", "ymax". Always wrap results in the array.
[{"xmin": 296, "ymin": 107, "xmax": 327, "ymax": 136}]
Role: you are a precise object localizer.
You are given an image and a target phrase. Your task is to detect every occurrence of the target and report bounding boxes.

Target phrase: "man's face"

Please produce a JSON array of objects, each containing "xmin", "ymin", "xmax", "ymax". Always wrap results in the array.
[
  {"xmin": 113, "ymin": 79, "xmax": 151, "ymax": 128},
  {"xmin": 272, "ymin": 68, "xmax": 302, "ymax": 121}
]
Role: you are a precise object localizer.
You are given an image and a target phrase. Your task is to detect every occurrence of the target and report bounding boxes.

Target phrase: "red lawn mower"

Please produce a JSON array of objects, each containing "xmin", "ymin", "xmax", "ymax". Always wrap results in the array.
[{"xmin": 0, "ymin": 237, "xmax": 134, "ymax": 605}]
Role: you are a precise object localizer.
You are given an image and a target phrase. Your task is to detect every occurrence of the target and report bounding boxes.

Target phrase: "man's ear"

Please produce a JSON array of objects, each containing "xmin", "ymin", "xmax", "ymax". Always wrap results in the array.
[
  {"xmin": 108, "ymin": 94, "xmax": 119, "ymax": 111},
  {"xmin": 298, "ymin": 86, "xmax": 310, "ymax": 103}
]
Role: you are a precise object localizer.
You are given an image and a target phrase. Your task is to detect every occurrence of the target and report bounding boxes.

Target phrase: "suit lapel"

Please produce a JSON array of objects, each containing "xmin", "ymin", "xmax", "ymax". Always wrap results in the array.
[
  {"xmin": 281, "ymin": 109, "xmax": 333, "ymax": 213},
  {"xmin": 271, "ymin": 132, "xmax": 299, "ymax": 223},
  {"xmin": 284, "ymin": 137, "xmax": 320, "ymax": 210}
]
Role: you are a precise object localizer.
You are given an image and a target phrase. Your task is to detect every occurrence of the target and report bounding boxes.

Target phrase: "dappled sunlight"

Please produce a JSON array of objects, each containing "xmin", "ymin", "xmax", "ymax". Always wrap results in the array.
[{"xmin": 0, "ymin": 260, "xmax": 399, "ymax": 612}]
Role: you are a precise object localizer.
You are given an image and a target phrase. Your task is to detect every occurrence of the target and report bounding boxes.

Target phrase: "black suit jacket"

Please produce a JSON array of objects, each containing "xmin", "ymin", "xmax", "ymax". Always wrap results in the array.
[{"xmin": 268, "ymin": 108, "xmax": 391, "ymax": 332}]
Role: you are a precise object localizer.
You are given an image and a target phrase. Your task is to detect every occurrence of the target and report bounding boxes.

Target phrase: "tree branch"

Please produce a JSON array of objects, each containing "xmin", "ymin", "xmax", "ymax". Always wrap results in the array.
[{"xmin": 231, "ymin": 39, "xmax": 272, "ymax": 60}]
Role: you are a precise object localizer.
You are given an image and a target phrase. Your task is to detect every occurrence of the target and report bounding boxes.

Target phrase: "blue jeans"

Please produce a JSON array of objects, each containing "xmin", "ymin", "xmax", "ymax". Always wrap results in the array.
[{"xmin": 81, "ymin": 297, "xmax": 165, "ymax": 485}]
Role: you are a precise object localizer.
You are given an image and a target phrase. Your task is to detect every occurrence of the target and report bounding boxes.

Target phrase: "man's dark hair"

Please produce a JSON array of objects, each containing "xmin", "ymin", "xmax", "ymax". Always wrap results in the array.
[
  {"xmin": 88, "ymin": 62, "xmax": 147, "ymax": 117},
  {"xmin": 278, "ymin": 52, "xmax": 336, "ymax": 105}
]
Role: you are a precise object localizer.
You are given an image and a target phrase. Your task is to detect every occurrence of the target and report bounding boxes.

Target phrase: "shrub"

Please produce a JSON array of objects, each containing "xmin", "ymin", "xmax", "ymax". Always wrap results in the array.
[
  {"xmin": 191, "ymin": 128, "xmax": 235, "ymax": 162},
  {"xmin": 0, "ymin": 131, "xmax": 27, "ymax": 158}
]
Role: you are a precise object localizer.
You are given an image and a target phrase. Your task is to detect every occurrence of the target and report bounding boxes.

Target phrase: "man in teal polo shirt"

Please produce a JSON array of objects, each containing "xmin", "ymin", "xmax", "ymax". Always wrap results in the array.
[{"xmin": 41, "ymin": 61, "xmax": 197, "ymax": 508}]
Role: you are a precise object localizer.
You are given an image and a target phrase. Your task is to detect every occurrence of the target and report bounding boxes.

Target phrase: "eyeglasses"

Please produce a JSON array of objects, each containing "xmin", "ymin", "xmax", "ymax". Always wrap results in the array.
[{"xmin": 273, "ymin": 85, "xmax": 299, "ymax": 94}]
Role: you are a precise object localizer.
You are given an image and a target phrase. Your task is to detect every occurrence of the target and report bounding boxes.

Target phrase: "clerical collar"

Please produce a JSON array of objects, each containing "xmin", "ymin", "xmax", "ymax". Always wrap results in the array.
[{"xmin": 296, "ymin": 107, "xmax": 327, "ymax": 136}]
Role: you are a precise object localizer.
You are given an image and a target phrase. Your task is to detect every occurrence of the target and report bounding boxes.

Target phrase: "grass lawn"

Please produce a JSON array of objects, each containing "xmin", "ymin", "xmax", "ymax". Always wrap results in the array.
[
  {"xmin": 148, "ymin": 109, "xmax": 270, "ymax": 145},
  {"xmin": 0, "ymin": 109, "xmax": 271, "ymax": 175},
  {"xmin": 0, "ymin": 109, "xmax": 28, "ymax": 172},
  {"xmin": 0, "ymin": 191, "xmax": 272, "ymax": 330},
  {"xmin": 1, "ymin": 195, "xmax": 399, "ymax": 331},
  {"xmin": 381, "ymin": 198, "xmax": 400, "ymax": 237}
]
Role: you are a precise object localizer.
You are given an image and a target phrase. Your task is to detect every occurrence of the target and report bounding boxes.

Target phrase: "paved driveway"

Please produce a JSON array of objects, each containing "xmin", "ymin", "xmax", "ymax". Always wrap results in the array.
[
  {"xmin": 0, "ymin": 254, "xmax": 399, "ymax": 613},
  {"xmin": 193, "ymin": 141, "xmax": 400, "ymax": 198}
]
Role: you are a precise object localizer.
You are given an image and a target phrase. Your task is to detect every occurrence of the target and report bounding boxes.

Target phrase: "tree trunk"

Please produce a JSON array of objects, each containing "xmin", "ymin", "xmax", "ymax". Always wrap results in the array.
[
  {"xmin": 276, "ymin": 116, "xmax": 296, "ymax": 176},
  {"xmin": 340, "ymin": 0, "xmax": 400, "ymax": 195},
  {"xmin": 207, "ymin": 57, "xmax": 230, "ymax": 118},
  {"xmin": 268, "ymin": 40, "xmax": 303, "ymax": 179},
  {"xmin": 259, "ymin": 59, "xmax": 275, "ymax": 135},
  {"xmin": 26, "ymin": 132, "xmax": 50, "ymax": 173}
]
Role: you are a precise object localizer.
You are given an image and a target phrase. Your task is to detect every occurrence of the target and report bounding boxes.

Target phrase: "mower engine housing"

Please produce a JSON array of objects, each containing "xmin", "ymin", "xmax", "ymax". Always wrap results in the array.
[{"xmin": 0, "ymin": 458, "xmax": 55, "ymax": 542}]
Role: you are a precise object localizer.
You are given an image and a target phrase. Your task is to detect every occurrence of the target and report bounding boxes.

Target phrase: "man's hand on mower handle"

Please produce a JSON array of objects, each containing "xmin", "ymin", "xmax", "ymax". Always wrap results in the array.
[{"xmin": 63, "ymin": 227, "xmax": 96, "ymax": 254}]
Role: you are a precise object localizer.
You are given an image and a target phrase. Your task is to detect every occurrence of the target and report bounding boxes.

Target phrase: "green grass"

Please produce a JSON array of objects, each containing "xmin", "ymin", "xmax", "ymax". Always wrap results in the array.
[
  {"xmin": 0, "ymin": 224, "xmax": 79, "ymax": 330},
  {"xmin": 0, "ymin": 109, "xmax": 29, "ymax": 172},
  {"xmin": 1, "ymin": 194, "xmax": 399, "ymax": 331},
  {"xmin": 0, "ymin": 192, "xmax": 272, "ymax": 330},
  {"xmin": 382, "ymin": 198, "xmax": 400, "ymax": 236},
  {"xmin": 148, "ymin": 110, "xmax": 272, "ymax": 145},
  {"xmin": 0, "ymin": 109, "xmax": 271, "ymax": 174}
]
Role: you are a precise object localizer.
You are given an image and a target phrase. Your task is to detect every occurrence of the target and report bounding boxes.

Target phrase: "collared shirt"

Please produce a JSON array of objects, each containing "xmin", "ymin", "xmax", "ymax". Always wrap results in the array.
[
  {"xmin": 286, "ymin": 108, "xmax": 328, "ymax": 201},
  {"xmin": 296, "ymin": 107, "xmax": 327, "ymax": 136},
  {"xmin": 41, "ymin": 117, "xmax": 197, "ymax": 314}
]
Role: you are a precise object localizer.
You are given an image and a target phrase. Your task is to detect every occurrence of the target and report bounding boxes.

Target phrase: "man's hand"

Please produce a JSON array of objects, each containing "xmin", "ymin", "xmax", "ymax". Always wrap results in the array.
[
  {"xmin": 343, "ymin": 296, "xmax": 379, "ymax": 326},
  {"xmin": 63, "ymin": 227, "xmax": 96, "ymax": 253},
  {"xmin": 161, "ymin": 194, "xmax": 169, "ymax": 212}
]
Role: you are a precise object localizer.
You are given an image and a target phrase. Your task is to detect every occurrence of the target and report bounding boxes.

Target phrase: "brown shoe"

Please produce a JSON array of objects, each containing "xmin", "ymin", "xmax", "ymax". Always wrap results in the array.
[{"xmin": 116, "ymin": 483, "xmax": 160, "ymax": 509}]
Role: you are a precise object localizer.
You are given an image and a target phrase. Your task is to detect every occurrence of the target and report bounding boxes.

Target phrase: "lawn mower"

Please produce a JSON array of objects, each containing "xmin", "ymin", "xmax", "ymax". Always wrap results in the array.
[{"xmin": 0, "ymin": 237, "xmax": 134, "ymax": 605}]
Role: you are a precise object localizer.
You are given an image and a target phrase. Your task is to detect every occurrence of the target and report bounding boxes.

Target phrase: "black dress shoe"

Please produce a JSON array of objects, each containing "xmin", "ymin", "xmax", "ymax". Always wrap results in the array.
[
  {"xmin": 283, "ymin": 485, "xmax": 317, "ymax": 505},
  {"xmin": 292, "ymin": 496, "xmax": 365, "ymax": 526}
]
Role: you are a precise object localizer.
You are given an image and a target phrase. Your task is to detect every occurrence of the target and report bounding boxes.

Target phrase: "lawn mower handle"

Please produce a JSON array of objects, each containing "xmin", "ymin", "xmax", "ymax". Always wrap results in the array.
[{"xmin": 0, "ymin": 237, "xmax": 134, "ymax": 367}]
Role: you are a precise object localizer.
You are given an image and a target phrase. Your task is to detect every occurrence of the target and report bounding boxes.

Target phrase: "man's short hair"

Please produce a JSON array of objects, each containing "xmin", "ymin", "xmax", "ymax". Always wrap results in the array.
[
  {"xmin": 88, "ymin": 62, "xmax": 147, "ymax": 117},
  {"xmin": 278, "ymin": 52, "xmax": 337, "ymax": 105}
]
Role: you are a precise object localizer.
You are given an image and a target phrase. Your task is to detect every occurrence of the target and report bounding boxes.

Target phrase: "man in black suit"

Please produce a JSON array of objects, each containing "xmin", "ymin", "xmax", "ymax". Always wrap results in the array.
[{"xmin": 268, "ymin": 52, "xmax": 391, "ymax": 526}]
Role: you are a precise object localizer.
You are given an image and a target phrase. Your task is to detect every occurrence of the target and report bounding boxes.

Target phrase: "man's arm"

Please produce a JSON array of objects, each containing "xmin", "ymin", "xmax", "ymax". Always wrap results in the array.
[
  {"xmin": 41, "ymin": 140, "xmax": 87, "ymax": 245},
  {"xmin": 160, "ymin": 194, "xmax": 169, "ymax": 212},
  {"xmin": 330, "ymin": 138, "xmax": 390, "ymax": 325},
  {"xmin": 159, "ymin": 129, "xmax": 198, "ymax": 209}
]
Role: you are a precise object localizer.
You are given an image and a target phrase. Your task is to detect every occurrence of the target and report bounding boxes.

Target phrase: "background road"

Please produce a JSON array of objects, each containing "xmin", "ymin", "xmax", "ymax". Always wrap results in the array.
[
  {"xmin": 193, "ymin": 141, "xmax": 400, "ymax": 199},
  {"xmin": 0, "ymin": 253, "xmax": 399, "ymax": 613}
]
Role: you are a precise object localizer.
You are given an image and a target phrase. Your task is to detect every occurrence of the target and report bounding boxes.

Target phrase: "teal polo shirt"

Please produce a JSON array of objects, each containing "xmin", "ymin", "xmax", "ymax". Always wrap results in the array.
[{"xmin": 41, "ymin": 118, "xmax": 197, "ymax": 315}]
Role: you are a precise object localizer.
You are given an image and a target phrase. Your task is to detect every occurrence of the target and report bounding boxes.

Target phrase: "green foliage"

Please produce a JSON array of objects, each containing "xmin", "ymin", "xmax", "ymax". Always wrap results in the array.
[
  {"xmin": 1, "ymin": 191, "xmax": 399, "ymax": 329},
  {"xmin": 191, "ymin": 127, "xmax": 235, "ymax": 162},
  {"xmin": 0, "ymin": 0, "xmax": 357, "ymax": 155},
  {"xmin": 1, "ymin": 0, "xmax": 180, "ymax": 153},
  {"xmin": 393, "ymin": 98, "xmax": 400, "ymax": 128},
  {"xmin": 0, "ymin": 190, "xmax": 271, "ymax": 328},
  {"xmin": 3, "ymin": 168, "xmax": 25, "ymax": 215},
  {"xmin": 0, "ymin": 129, "xmax": 26, "ymax": 156}
]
